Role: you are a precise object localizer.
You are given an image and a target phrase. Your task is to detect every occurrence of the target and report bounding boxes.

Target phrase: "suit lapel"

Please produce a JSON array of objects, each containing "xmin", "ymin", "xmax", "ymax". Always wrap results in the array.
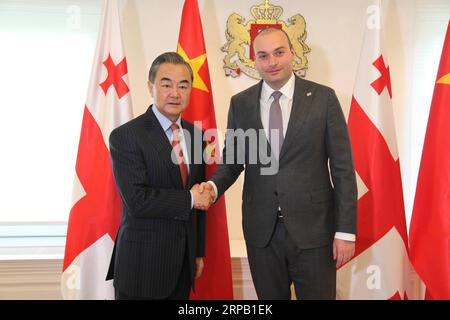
[
  {"xmin": 143, "ymin": 106, "xmax": 184, "ymax": 188},
  {"xmin": 279, "ymin": 76, "xmax": 313, "ymax": 160},
  {"xmin": 246, "ymin": 81, "xmax": 275, "ymax": 161},
  {"xmin": 252, "ymin": 81, "xmax": 265, "ymax": 134}
]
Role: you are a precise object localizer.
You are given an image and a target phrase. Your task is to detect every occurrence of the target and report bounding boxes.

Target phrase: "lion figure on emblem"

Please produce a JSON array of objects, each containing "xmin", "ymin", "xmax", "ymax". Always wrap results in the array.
[
  {"xmin": 221, "ymin": 13, "xmax": 253, "ymax": 70},
  {"xmin": 282, "ymin": 14, "xmax": 311, "ymax": 71}
]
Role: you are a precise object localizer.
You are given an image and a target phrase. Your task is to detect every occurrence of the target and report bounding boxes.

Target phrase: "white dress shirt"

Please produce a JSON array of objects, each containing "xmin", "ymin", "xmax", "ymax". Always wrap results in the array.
[
  {"xmin": 260, "ymin": 72, "xmax": 295, "ymax": 140},
  {"xmin": 152, "ymin": 106, "xmax": 194, "ymax": 208}
]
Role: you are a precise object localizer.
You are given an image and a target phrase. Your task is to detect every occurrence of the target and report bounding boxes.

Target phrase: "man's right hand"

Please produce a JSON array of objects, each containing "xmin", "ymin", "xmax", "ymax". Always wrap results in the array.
[
  {"xmin": 191, "ymin": 184, "xmax": 214, "ymax": 210},
  {"xmin": 198, "ymin": 182, "xmax": 217, "ymax": 202}
]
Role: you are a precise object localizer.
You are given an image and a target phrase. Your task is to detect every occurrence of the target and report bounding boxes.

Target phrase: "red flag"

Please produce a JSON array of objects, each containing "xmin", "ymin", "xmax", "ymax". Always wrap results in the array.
[
  {"xmin": 409, "ymin": 20, "xmax": 450, "ymax": 300},
  {"xmin": 177, "ymin": 0, "xmax": 233, "ymax": 299},
  {"xmin": 337, "ymin": 1, "xmax": 414, "ymax": 299},
  {"xmin": 61, "ymin": 0, "xmax": 133, "ymax": 299}
]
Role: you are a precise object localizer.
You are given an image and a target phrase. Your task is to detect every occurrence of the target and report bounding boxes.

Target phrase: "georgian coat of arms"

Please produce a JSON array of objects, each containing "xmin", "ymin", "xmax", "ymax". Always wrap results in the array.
[{"xmin": 221, "ymin": 0, "xmax": 311, "ymax": 79}]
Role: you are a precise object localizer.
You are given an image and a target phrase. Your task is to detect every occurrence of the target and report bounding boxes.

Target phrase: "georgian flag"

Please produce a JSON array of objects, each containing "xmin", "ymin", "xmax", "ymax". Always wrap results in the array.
[
  {"xmin": 336, "ymin": 1, "xmax": 417, "ymax": 300},
  {"xmin": 61, "ymin": 0, "xmax": 133, "ymax": 299}
]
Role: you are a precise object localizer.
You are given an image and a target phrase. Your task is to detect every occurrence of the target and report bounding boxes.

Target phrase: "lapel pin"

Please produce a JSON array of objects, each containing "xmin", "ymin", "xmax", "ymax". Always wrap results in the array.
[{"xmin": 307, "ymin": 92, "xmax": 312, "ymax": 97}]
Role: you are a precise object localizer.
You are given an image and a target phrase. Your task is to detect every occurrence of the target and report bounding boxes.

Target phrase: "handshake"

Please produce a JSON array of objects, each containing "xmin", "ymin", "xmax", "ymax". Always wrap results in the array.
[{"xmin": 190, "ymin": 182, "xmax": 216, "ymax": 210}]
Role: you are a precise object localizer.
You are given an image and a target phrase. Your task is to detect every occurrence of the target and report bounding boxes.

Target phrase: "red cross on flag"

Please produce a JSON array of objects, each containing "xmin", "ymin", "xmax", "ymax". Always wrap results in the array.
[
  {"xmin": 336, "ymin": 0, "xmax": 416, "ymax": 299},
  {"xmin": 61, "ymin": 0, "xmax": 133, "ymax": 299}
]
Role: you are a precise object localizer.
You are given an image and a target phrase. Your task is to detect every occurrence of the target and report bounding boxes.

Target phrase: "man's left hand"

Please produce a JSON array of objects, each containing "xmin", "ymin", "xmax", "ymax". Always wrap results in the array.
[
  {"xmin": 195, "ymin": 257, "xmax": 204, "ymax": 279},
  {"xmin": 333, "ymin": 239, "xmax": 355, "ymax": 268}
]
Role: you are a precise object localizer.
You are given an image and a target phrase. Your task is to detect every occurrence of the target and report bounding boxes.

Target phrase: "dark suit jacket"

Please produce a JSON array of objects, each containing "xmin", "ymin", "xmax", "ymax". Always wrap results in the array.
[
  {"xmin": 211, "ymin": 75, "xmax": 357, "ymax": 249},
  {"xmin": 106, "ymin": 105, "xmax": 206, "ymax": 299}
]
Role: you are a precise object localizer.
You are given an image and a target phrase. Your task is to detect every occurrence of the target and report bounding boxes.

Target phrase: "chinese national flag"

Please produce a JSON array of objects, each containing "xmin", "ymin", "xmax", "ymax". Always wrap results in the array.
[
  {"xmin": 336, "ymin": 0, "xmax": 414, "ymax": 299},
  {"xmin": 177, "ymin": 0, "xmax": 233, "ymax": 299},
  {"xmin": 61, "ymin": 0, "xmax": 133, "ymax": 299},
  {"xmin": 409, "ymin": 20, "xmax": 450, "ymax": 300}
]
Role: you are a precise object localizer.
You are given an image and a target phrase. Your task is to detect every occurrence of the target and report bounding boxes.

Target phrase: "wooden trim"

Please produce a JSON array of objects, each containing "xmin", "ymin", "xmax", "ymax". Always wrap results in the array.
[
  {"xmin": 0, "ymin": 258, "xmax": 256, "ymax": 300},
  {"xmin": 0, "ymin": 259, "xmax": 63, "ymax": 299},
  {"xmin": 231, "ymin": 257, "xmax": 257, "ymax": 300}
]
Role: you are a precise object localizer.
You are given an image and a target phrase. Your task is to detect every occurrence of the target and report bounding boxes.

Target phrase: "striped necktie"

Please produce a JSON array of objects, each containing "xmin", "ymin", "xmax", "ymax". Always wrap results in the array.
[{"xmin": 170, "ymin": 123, "xmax": 188, "ymax": 188}]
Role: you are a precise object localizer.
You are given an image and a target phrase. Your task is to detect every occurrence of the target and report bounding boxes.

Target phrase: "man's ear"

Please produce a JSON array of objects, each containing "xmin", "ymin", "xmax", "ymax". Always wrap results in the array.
[
  {"xmin": 290, "ymin": 47, "xmax": 296, "ymax": 60},
  {"xmin": 147, "ymin": 80, "xmax": 154, "ymax": 98}
]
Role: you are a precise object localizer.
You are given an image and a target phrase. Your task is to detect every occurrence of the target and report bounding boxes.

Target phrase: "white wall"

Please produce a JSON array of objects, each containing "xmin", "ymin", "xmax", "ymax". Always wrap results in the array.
[
  {"xmin": 1, "ymin": 0, "xmax": 448, "ymax": 236},
  {"xmin": 117, "ymin": 0, "xmax": 450, "ymax": 241}
]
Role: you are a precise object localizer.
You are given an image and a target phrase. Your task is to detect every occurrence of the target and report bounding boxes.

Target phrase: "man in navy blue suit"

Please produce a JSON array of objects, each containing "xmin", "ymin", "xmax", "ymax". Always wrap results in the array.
[{"xmin": 106, "ymin": 52, "xmax": 212, "ymax": 300}]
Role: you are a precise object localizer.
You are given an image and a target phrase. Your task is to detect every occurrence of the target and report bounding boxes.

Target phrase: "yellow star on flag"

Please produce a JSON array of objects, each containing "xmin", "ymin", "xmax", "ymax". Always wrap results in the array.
[
  {"xmin": 177, "ymin": 44, "xmax": 209, "ymax": 93},
  {"xmin": 437, "ymin": 73, "xmax": 450, "ymax": 85}
]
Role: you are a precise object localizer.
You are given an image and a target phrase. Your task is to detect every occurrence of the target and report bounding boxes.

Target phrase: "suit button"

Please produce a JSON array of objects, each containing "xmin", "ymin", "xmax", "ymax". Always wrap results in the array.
[{"xmin": 274, "ymin": 191, "xmax": 278, "ymax": 196}]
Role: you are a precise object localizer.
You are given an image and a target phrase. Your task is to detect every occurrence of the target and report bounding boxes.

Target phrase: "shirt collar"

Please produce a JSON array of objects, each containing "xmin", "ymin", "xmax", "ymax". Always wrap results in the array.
[
  {"xmin": 261, "ymin": 73, "xmax": 295, "ymax": 102},
  {"xmin": 152, "ymin": 105, "xmax": 182, "ymax": 132}
]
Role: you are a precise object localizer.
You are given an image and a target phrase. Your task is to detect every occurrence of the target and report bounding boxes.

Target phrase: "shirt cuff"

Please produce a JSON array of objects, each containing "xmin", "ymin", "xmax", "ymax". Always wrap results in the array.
[
  {"xmin": 207, "ymin": 181, "xmax": 218, "ymax": 203},
  {"xmin": 190, "ymin": 190, "xmax": 194, "ymax": 209},
  {"xmin": 334, "ymin": 232, "xmax": 355, "ymax": 242}
]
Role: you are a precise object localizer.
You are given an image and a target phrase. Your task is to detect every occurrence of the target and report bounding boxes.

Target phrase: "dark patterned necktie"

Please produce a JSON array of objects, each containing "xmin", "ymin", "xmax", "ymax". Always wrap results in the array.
[{"xmin": 170, "ymin": 123, "xmax": 188, "ymax": 188}]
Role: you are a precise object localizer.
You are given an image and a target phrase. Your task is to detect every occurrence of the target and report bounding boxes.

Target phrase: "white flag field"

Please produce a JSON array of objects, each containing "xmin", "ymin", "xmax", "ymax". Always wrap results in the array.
[
  {"xmin": 61, "ymin": 0, "xmax": 133, "ymax": 299},
  {"xmin": 336, "ymin": 1, "xmax": 420, "ymax": 300}
]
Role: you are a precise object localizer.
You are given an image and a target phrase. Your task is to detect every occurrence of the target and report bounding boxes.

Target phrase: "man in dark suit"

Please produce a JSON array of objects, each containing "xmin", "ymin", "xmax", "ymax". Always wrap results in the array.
[
  {"xmin": 201, "ymin": 27, "xmax": 357, "ymax": 299},
  {"xmin": 106, "ymin": 52, "xmax": 212, "ymax": 300}
]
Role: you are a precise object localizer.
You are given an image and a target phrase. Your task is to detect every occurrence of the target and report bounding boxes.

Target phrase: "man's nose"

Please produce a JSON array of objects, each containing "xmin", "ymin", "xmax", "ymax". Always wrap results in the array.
[
  {"xmin": 268, "ymin": 54, "xmax": 278, "ymax": 66},
  {"xmin": 170, "ymin": 86, "xmax": 181, "ymax": 97}
]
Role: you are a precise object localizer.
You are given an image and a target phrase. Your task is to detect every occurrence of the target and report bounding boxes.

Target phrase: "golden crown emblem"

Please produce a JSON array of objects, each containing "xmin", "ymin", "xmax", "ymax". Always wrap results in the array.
[
  {"xmin": 221, "ymin": 1, "xmax": 311, "ymax": 79},
  {"xmin": 250, "ymin": 0, "xmax": 283, "ymax": 23}
]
